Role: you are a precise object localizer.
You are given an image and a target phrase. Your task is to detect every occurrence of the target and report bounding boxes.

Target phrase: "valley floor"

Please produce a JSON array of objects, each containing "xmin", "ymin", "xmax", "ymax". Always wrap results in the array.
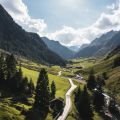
[{"xmin": 0, "ymin": 56, "xmax": 120, "ymax": 120}]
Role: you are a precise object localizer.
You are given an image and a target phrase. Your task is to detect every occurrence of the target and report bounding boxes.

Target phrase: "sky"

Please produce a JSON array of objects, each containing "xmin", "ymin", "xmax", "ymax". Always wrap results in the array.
[{"xmin": 0, "ymin": 0, "xmax": 120, "ymax": 46}]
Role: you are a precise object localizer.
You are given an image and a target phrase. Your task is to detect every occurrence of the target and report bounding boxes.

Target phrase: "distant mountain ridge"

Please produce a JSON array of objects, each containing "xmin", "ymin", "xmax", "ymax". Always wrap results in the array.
[
  {"xmin": 0, "ymin": 4, "xmax": 66, "ymax": 66},
  {"xmin": 42, "ymin": 37, "xmax": 75, "ymax": 59},
  {"xmin": 106, "ymin": 46, "xmax": 120, "ymax": 59},
  {"xmin": 75, "ymin": 30, "xmax": 119, "ymax": 58},
  {"xmin": 68, "ymin": 45, "xmax": 81, "ymax": 52}
]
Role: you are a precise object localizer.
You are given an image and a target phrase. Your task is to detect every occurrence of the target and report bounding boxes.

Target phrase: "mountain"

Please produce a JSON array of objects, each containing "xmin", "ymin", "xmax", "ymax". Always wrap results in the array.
[
  {"xmin": 42, "ymin": 37, "xmax": 75, "ymax": 59},
  {"xmin": 0, "ymin": 4, "xmax": 66, "ymax": 66},
  {"xmin": 75, "ymin": 30, "xmax": 119, "ymax": 58},
  {"xmin": 92, "ymin": 46, "xmax": 120, "ymax": 104},
  {"xmin": 68, "ymin": 45, "xmax": 81, "ymax": 52},
  {"xmin": 78, "ymin": 44, "xmax": 89, "ymax": 51},
  {"xmin": 100, "ymin": 31, "xmax": 120, "ymax": 56},
  {"xmin": 106, "ymin": 45, "xmax": 120, "ymax": 59}
]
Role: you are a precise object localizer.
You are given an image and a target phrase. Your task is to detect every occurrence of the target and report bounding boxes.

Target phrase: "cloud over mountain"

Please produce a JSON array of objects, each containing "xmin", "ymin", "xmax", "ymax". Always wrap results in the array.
[
  {"xmin": 47, "ymin": 0, "xmax": 120, "ymax": 46},
  {"xmin": 0, "ymin": 0, "xmax": 47, "ymax": 36},
  {"xmin": 1, "ymin": 0, "xmax": 120, "ymax": 46}
]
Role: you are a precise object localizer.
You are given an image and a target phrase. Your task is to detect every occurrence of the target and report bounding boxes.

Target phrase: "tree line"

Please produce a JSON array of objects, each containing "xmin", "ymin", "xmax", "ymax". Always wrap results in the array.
[
  {"xmin": 74, "ymin": 69, "xmax": 108, "ymax": 120},
  {"xmin": 0, "ymin": 54, "xmax": 35, "ymax": 99},
  {"xmin": 26, "ymin": 68, "xmax": 57, "ymax": 120},
  {"xmin": 114, "ymin": 55, "xmax": 120, "ymax": 68},
  {"xmin": 0, "ymin": 53, "xmax": 58, "ymax": 119}
]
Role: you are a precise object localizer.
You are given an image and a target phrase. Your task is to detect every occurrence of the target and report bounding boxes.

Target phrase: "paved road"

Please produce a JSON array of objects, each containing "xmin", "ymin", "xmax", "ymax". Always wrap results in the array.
[
  {"xmin": 57, "ymin": 72, "xmax": 86, "ymax": 120},
  {"xmin": 57, "ymin": 79, "xmax": 77, "ymax": 120},
  {"xmin": 58, "ymin": 71, "xmax": 62, "ymax": 76}
]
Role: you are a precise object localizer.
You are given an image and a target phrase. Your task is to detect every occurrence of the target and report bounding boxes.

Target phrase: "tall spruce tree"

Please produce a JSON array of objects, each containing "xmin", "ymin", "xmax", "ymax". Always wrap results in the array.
[
  {"xmin": 76, "ymin": 86, "xmax": 93, "ymax": 120},
  {"xmin": 96, "ymin": 75, "xmax": 105, "ymax": 89},
  {"xmin": 87, "ymin": 69, "xmax": 96, "ymax": 90},
  {"xmin": 93, "ymin": 89, "xmax": 105, "ymax": 111},
  {"xmin": 74, "ymin": 86, "xmax": 81, "ymax": 107},
  {"xmin": 20, "ymin": 77, "xmax": 29, "ymax": 94},
  {"xmin": 5, "ymin": 54, "xmax": 17, "ymax": 92},
  {"xmin": 28, "ymin": 79, "xmax": 35, "ymax": 95},
  {"xmin": 102, "ymin": 72, "xmax": 108, "ymax": 80},
  {"xmin": 51, "ymin": 81, "xmax": 56, "ymax": 99},
  {"xmin": 12, "ymin": 66, "xmax": 23, "ymax": 93},
  {"xmin": 34, "ymin": 68, "xmax": 50, "ymax": 119},
  {"xmin": 6, "ymin": 54, "xmax": 17, "ymax": 78}
]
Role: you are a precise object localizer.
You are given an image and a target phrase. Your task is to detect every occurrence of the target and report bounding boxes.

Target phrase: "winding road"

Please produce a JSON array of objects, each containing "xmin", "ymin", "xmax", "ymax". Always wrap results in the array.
[
  {"xmin": 57, "ymin": 78, "xmax": 77, "ymax": 120},
  {"xmin": 57, "ymin": 72, "xmax": 86, "ymax": 120},
  {"xmin": 57, "ymin": 71, "xmax": 120, "ymax": 120},
  {"xmin": 58, "ymin": 71, "xmax": 62, "ymax": 76}
]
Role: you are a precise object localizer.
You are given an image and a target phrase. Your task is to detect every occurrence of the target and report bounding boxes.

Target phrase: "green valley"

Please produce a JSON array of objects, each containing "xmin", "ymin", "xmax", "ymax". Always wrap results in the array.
[{"xmin": 0, "ymin": 1, "xmax": 120, "ymax": 120}]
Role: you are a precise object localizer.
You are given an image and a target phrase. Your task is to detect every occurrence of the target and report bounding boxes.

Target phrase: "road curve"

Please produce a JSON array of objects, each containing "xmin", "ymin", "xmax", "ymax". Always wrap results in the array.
[
  {"xmin": 58, "ymin": 71, "xmax": 62, "ymax": 76},
  {"xmin": 57, "ymin": 79, "xmax": 77, "ymax": 120}
]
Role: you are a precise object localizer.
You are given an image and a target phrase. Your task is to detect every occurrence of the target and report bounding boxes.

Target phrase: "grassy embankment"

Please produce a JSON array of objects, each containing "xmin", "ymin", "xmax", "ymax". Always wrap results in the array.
[
  {"xmin": 65, "ymin": 59, "xmax": 102, "ymax": 120},
  {"xmin": 0, "ymin": 62, "xmax": 71, "ymax": 120},
  {"xmin": 71, "ymin": 55, "xmax": 120, "ymax": 105}
]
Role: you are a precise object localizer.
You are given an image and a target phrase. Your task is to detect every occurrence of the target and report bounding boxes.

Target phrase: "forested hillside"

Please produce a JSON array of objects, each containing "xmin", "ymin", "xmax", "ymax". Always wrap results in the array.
[
  {"xmin": 0, "ymin": 4, "xmax": 66, "ymax": 66},
  {"xmin": 75, "ymin": 31, "xmax": 119, "ymax": 58},
  {"xmin": 42, "ymin": 37, "xmax": 75, "ymax": 59}
]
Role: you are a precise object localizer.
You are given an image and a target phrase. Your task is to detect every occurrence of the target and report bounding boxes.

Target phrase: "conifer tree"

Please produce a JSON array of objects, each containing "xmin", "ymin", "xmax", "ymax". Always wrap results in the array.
[
  {"xmin": 5, "ymin": 54, "xmax": 17, "ymax": 91},
  {"xmin": 12, "ymin": 66, "xmax": 23, "ymax": 93},
  {"xmin": 28, "ymin": 78, "xmax": 35, "ymax": 95},
  {"xmin": 87, "ymin": 69, "xmax": 96, "ymax": 90},
  {"xmin": 74, "ymin": 86, "xmax": 81, "ymax": 107},
  {"xmin": 102, "ymin": 72, "xmax": 108, "ymax": 80},
  {"xmin": 76, "ymin": 86, "xmax": 93, "ymax": 120},
  {"xmin": 33, "ymin": 68, "xmax": 50, "ymax": 119},
  {"xmin": 96, "ymin": 75, "xmax": 105, "ymax": 89},
  {"xmin": 51, "ymin": 81, "xmax": 56, "ymax": 99},
  {"xmin": 93, "ymin": 89, "xmax": 105, "ymax": 111},
  {"xmin": 6, "ymin": 54, "xmax": 17, "ymax": 78},
  {"xmin": 20, "ymin": 77, "xmax": 29, "ymax": 94}
]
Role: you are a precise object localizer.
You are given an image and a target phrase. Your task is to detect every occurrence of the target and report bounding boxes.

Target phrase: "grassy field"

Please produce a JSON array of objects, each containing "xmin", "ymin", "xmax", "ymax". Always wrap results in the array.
[
  {"xmin": 1, "ymin": 54, "xmax": 119, "ymax": 120},
  {"xmin": 64, "ymin": 58, "xmax": 98, "ymax": 80},
  {"xmin": 92, "ymin": 55, "xmax": 120, "ymax": 104},
  {"xmin": 66, "ymin": 55, "xmax": 120, "ymax": 119},
  {"xmin": 66, "ymin": 84, "xmax": 82, "ymax": 120},
  {"xmin": 48, "ymin": 74, "xmax": 70, "ymax": 98},
  {"xmin": 66, "ymin": 84, "xmax": 104, "ymax": 120},
  {"xmin": 0, "ymin": 66, "xmax": 71, "ymax": 120},
  {"xmin": 70, "ymin": 58, "xmax": 97, "ymax": 68},
  {"xmin": 22, "ymin": 67, "xmax": 70, "ymax": 98},
  {"xmin": 0, "ymin": 99, "xmax": 25, "ymax": 120}
]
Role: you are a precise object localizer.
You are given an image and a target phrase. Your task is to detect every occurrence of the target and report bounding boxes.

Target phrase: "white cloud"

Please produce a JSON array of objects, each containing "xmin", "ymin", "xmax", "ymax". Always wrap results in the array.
[
  {"xmin": 0, "ymin": 0, "xmax": 47, "ymax": 36},
  {"xmin": 58, "ymin": 0, "xmax": 83, "ymax": 10},
  {"xmin": 0, "ymin": 0, "xmax": 120, "ymax": 46},
  {"xmin": 47, "ymin": 0, "xmax": 120, "ymax": 46}
]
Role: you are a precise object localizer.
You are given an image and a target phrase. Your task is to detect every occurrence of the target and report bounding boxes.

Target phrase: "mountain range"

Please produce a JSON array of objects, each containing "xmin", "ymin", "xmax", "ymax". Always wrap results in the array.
[
  {"xmin": 42, "ymin": 37, "xmax": 75, "ymax": 59},
  {"xmin": 1, "ymin": 3, "xmax": 120, "ymax": 65},
  {"xmin": 75, "ymin": 30, "xmax": 120, "ymax": 58},
  {"xmin": 0, "ymin": 4, "xmax": 66, "ymax": 66}
]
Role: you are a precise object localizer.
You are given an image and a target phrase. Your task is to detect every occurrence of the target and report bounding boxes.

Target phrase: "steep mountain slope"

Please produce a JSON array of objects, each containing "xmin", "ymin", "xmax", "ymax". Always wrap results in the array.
[
  {"xmin": 0, "ymin": 4, "xmax": 66, "ymax": 66},
  {"xmin": 79, "ymin": 44, "xmax": 88, "ymax": 50},
  {"xmin": 68, "ymin": 45, "xmax": 81, "ymax": 52},
  {"xmin": 93, "ymin": 46, "xmax": 120, "ymax": 104},
  {"xmin": 42, "ymin": 37, "xmax": 75, "ymax": 59},
  {"xmin": 75, "ymin": 30, "xmax": 118, "ymax": 58}
]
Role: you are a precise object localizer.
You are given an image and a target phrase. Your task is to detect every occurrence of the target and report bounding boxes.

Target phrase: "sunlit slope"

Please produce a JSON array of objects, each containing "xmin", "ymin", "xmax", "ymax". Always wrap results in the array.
[{"xmin": 22, "ymin": 67, "xmax": 70, "ymax": 98}]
